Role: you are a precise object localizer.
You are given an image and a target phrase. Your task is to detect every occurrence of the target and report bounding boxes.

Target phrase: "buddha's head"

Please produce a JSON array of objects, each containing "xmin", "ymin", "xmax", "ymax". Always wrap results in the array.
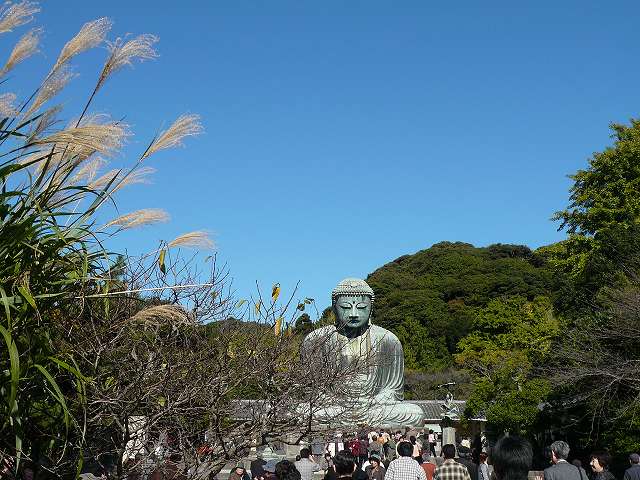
[{"xmin": 331, "ymin": 278, "xmax": 374, "ymax": 335}]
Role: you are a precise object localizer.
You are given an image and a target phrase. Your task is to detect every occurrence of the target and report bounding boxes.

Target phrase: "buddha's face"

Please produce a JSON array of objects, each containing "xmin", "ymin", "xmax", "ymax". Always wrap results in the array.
[{"xmin": 333, "ymin": 294, "xmax": 372, "ymax": 330}]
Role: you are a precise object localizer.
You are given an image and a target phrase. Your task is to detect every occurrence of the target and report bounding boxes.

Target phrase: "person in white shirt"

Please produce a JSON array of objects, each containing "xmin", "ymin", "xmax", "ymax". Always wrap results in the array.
[
  {"xmin": 386, "ymin": 442, "xmax": 427, "ymax": 480},
  {"xmin": 295, "ymin": 448, "xmax": 321, "ymax": 480}
]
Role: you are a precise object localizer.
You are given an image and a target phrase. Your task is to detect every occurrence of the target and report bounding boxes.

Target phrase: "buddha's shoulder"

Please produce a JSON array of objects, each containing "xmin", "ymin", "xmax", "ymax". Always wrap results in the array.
[
  {"xmin": 369, "ymin": 324, "xmax": 401, "ymax": 343},
  {"xmin": 303, "ymin": 325, "xmax": 337, "ymax": 342}
]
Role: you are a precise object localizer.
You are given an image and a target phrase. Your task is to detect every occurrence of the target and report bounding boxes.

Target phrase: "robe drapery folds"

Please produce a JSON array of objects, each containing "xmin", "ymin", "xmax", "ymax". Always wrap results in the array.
[{"xmin": 303, "ymin": 325, "xmax": 425, "ymax": 427}]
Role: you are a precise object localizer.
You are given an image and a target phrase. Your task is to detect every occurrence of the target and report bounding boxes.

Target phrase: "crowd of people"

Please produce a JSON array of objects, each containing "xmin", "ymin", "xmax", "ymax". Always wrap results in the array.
[
  {"xmin": 243, "ymin": 435, "xmax": 640, "ymax": 480},
  {"xmin": 7, "ymin": 432, "xmax": 634, "ymax": 479}
]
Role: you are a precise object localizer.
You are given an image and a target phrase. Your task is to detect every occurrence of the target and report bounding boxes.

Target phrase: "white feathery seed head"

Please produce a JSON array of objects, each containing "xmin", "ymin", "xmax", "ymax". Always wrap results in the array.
[
  {"xmin": 168, "ymin": 231, "xmax": 214, "ymax": 250},
  {"xmin": 1, "ymin": 27, "xmax": 41, "ymax": 75},
  {"xmin": 33, "ymin": 150, "xmax": 63, "ymax": 175},
  {"xmin": 0, "ymin": 92, "xmax": 17, "ymax": 117},
  {"xmin": 0, "ymin": 1, "xmax": 39, "ymax": 34},
  {"xmin": 24, "ymin": 65, "xmax": 76, "ymax": 118},
  {"xmin": 51, "ymin": 17, "xmax": 112, "ymax": 73},
  {"xmin": 142, "ymin": 114, "xmax": 203, "ymax": 160},
  {"xmin": 67, "ymin": 112, "xmax": 110, "ymax": 129},
  {"xmin": 88, "ymin": 168, "xmax": 119, "ymax": 190},
  {"xmin": 18, "ymin": 149, "xmax": 59, "ymax": 170},
  {"xmin": 34, "ymin": 121, "xmax": 129, "ymax": 158},
  {"xmin": 130, "ymin": 304, "xmax": 193, "ymax": 327},
  {"xmin": 97, "ymin": 34, "xmax": 159, "ymax": 90},
  {"xmin": 28, "ymin": 105, "xmax": 62, "ymax": 141},
  {"xmin": 70, "ymin": 156, "xmax": 106, "ymax": 185},
  {"xmin": 111, "ymin": 166, "xmax": 156, "ymax": 192},
  {"xmin": 105, "ymin": 208, "xmax": 169, "ymax": 230}
]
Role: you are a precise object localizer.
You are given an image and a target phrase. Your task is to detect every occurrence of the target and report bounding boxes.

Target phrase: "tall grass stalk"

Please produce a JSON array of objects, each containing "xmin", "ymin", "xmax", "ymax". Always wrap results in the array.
[{"xmin": 0, "ymin": 3, "xmax": 202, "ymax": 475}]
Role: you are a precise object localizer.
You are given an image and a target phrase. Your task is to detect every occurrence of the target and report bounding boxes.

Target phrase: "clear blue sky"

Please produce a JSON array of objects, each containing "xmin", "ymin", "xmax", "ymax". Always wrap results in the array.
[{"xmin": 6, "ymin": 1, "xmax": 640, "ymax": 312}]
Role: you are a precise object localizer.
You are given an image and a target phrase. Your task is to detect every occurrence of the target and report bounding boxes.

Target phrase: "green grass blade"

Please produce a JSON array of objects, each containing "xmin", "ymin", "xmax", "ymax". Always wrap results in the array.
[
  {"xmin": 32, "ymin": 363, "xmax": 70, "ymax": 430},
  {"xmin": 0, "ymin": 324, "xmax": 20, "ymax": 415}
]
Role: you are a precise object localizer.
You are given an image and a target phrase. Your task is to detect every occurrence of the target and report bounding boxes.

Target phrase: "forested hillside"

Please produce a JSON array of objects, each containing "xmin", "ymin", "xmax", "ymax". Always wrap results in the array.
[{"xmin": 365, "ymin": 241, "xmax": 553, "ymax": 372}]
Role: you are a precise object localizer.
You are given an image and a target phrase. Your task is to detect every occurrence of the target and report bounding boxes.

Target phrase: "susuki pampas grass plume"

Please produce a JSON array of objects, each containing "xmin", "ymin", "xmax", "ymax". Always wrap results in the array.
[
  {"xmin": 24, "ymin": 65, "xmax": 75, "ymax": 118},
  {"xmin": 168, "ymin": 231, "xmax": 214, "ymax": 249},
  {"xmin": 1, "ymin": 27, "xmax": 41, "ymax": 75},
  {"xmin": 110, "ymin": 166, "xmax": 156, "ymax": 193},
  {"xmin": 0, "ymin": 93, "xmax": 17, "ymax": 117},
  {"xmin": 30, "ymin": 149, "xmax": 62, "ymax": 174},
  {"xmin": 70, "ymin": 156, "xmax": 106, "ymax": 185},
  {"xmin": 0, "ymin": 1, "xmax": 39, "ymax": 34},
  {"xmin": 51, "ymin": 17, "xmax": 112, "ymax": 73},
  {"xmin": 28, "ymin": 106, "xmax": 61, "ymax": 140},
  {"xmin": 142, "ymin": 114, "xmax": 203, "ymax": 160},
  {"xmin": 130, "ymin": 304, "xmax": 193, "ymax": 327},
  {"xmin": 119, "ymin": 166, "xmax": 155, "ymax": 186},
  {"xmin": 97, "ymin": 34, "xmax": 159, "ymax": 91},
  {"xmin": 34, "ymin": 122, "xmax": 129, "ymax": 157},
  {"xmin": 85, "ymin": 165, "xmax": 155, "ymax": 193},
  {"xmin": 88, "ymin": 168, "xmax": 119, "ymax": 190},
  {"xmin": 105, "ymin": 208, "xmax": 169, "ymax": 230}
]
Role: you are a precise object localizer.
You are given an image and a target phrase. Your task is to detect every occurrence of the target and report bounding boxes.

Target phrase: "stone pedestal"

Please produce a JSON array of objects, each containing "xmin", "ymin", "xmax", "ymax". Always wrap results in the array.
[{"xmin": 442, "ymin": 426, "xmax": 456, "ymax": 447}]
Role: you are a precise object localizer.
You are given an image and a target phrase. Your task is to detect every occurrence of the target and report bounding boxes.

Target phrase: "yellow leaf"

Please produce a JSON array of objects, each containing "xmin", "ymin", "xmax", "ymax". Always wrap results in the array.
[
  {"xmin": 158, "ymin": 249, "xmax": 166, "ymax": 274},
  {"xmin": 255, "ymin": 301, "xmax": 262, "ymax": 316},
  {"xmin": 274, "ymin": 317, "xmax": 282, "ymax": 336},
  {"xmin": 271, "ymin": 283, "xmax": 281, "ymax": 303}
]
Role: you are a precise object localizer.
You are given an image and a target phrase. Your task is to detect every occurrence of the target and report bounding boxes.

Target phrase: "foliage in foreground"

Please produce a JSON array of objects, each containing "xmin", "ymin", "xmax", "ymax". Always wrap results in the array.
[
  {"xmin": 0, "ymin": 5, "xmax": 380, "ymax": 478},
  {"xmin": 0, "ymin": 3, "xmax": 204, "ymax": 476}
]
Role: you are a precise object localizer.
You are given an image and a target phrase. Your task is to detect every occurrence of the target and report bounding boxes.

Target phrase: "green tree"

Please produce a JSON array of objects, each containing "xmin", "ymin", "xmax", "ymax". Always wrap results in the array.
[
  {"xmin": 546, "ymin": 119, "xmax": 640, "ymax": 450},
  {"xmin": 455, "ymin": 296, "xmax": 559, "ymax": 433},
  {"xmin": 294, "ymin": 313, "xmax": 313, "ymax": 335},
  {"xmin": 366, "ymin": 241, "xmax": 553, "ymax": 372},
  {"xmin": 552, "ymin": 119, "xmax": 640, "ymax": 312},
  {"xmin": 394, "ymin": 316, "xmax": 450, "ymax": 372}
]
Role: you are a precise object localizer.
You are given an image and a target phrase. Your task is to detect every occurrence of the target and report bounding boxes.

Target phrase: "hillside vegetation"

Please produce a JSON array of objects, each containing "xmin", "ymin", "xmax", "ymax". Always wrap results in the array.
[{"xmin": 366, "ymin": 241, "xmax": 553, "ymax": 372}]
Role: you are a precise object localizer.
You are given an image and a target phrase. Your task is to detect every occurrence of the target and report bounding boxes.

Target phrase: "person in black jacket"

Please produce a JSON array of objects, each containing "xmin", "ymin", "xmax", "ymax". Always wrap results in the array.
[
  {"xmin": 457, "ymin": 449, "xmax": 478, "ymax": 480},
  {"xmin": 324, "ymin": 450, "xmax": 367, "ymax": 480},
  {"xmin": 589, "ymin": 452, "xmax": 615, "ymax": 480}
]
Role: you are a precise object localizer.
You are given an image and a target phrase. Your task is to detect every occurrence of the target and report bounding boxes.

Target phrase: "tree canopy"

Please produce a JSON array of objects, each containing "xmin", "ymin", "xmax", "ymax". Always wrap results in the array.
[
  {"xmin": 366, "ymin": 241, "xmax": 554, "ymax": 372},
  {"xmin": 551, "ymin": 120, "xmax": 640, "ymax": 313}
]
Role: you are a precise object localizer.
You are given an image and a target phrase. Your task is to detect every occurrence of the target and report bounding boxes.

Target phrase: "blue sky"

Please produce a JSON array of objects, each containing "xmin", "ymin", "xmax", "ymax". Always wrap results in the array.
[{"xmin": 5, "ymin": 1, "xmax": 640, "ymax": 312}]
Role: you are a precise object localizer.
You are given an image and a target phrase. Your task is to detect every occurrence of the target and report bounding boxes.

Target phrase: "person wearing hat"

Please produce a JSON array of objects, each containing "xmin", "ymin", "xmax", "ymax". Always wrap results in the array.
[
  {"xmin": 457, "ymin": 447, "xmax": 477, "ymax": 480},
  {"xmin": 252, "ymin": 452, "xmax": 268, "ymax": 480},
  {"xmin": 365, "ymin": 454, "xmax": 385, "ymax": 480},
  {"xmin": 229, "ymin": 462, "xmax": 251, "ymax": 480},
  {"xmin": 624, "ymin": 454, "xmax": 640, "ymax": 480}
]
